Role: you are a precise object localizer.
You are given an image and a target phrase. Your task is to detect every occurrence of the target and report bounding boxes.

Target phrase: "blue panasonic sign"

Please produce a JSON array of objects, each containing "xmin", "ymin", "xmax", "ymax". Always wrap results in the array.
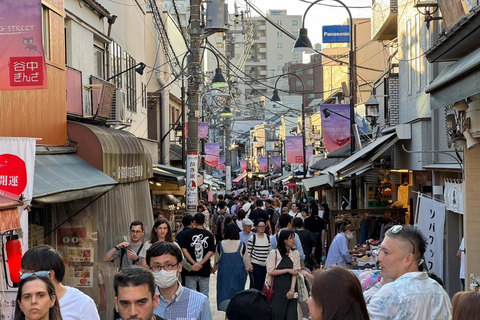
[{"xmin": 322, "ymin": 25, "xmax": 350, "ymax": 43}]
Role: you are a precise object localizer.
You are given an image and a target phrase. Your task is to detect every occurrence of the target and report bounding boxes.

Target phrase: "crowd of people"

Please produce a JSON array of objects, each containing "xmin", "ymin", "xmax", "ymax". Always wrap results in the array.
[{"xmin": 13, "ymin": 186, "xmax": 477, "ymax": 320}]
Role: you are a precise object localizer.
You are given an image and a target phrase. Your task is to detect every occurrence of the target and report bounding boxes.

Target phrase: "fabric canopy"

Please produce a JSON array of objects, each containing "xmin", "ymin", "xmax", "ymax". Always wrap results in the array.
[{"xmin": 232, "ymin": 171, "xmax": 248, "ymax": 184}]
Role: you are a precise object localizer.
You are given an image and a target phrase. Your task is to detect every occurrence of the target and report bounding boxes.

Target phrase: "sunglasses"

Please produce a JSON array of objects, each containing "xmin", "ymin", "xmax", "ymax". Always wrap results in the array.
[
  {"xmin": 19, "ymin": 270, "xmax": 51, "ymax": 280},
  {"xmin": 391, "ymin": 225, "xmax": 415, "ymax": 255}
]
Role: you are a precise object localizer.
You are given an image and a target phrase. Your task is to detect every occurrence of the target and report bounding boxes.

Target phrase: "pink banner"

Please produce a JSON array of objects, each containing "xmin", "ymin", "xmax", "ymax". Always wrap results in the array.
[
  {"xmin": 306, "ymin": 146, "xmax": 314, "ymax": 166},
  {"xmin": 198, "ymin": 122, "xmax": 209, "ymax": 139},
  {"xmin": 271, "ymin": 156, "xmax": 282, "ymax": 170},
  {"xmin": 285, "ymin": 136, "xmax": 304, "ymax": 164},
  {"xmin": 217, "ymin": 156, "xmax": 225, "ymax": 171},
  {"xmin": 259, "ymin": 157, "xmax": 268, "ymax": 172},
  {"xmin": 0, "ymin": 0, "xmax": 47, "ymax": 90},
  {"xmin": 320, "ymin": 104, "xmax": 351, "ymax": 152},
  {"xmin": 205, "ymin": 143, "xmax": 220, "ymax": 167},
  {"xmin": 240, "ymin": 159, "xmax": 247, "ymax": 172}
]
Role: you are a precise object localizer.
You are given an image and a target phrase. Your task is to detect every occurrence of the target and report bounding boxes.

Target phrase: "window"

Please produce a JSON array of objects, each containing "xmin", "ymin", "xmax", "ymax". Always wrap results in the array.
[
  {"xmin": 111, "ymin": 42, "xmax": 122, "ymax": 88},
  {"xmin": 276, "ymin": 20, "xmax": 283, "ymax": 26},
  {"xmin": 93, "ymin": 45, "xmax": 104, "ymax": 79},
  {"xmin": 296, "ymin": 69, "xmax": 302, "ymax": 75},
  {"xmin": 296, "ymin": 80, "xmax": 302, "ymax": 87},
  {"xmin": 292, "ymin": 31, "xmax": 298, "ymax": 37},
  {"xmin": 307, "ymin": 69, "xmax": 313, "ymax": 75},
  {"xmin": 42, "ymin": 6, "xmax": 50, "ymax": 60},
  {"xmin": 146, "ymin": 2, "xmax": 152, "ymax": 12},
  {"xmin": 292, "ymin": 20, "xmax": 298, "ymax": 26},
  {"xmin": 308, "ymin": 94, "xmax": 315, "ymax": 98},
  {"xmin": 277, "ymin": 43, "xmax": 282, "ymax": 48},
  {"xmin": 292, "ymin": 54, "xmax": 299, "ymax": 60},
  {"xmin": 307, "ymin": 80, "xmax": 313, "ymax": 87},
  {"xmin": 277, "ymin": 31, "xmax": 282, "ymax": 37},
  {"xmin": 277, "ymin": 54, "xmax": 283, "ymax": 60},
  {"xmin": 217, "ymin": 42, "xmax": 224, "ymax": 48},
  {"xmin": 124, "ymin": 52, "xmax": 137, "ymax": 112}
]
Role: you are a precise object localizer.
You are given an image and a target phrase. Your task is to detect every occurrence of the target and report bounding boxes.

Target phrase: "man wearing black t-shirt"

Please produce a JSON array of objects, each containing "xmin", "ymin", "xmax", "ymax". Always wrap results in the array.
[
  {"xmin": 249, "ymin": 199, "xmax": 272, "ymax": 232},
  {"xmin": 304, "ymin": 210, "xmax": 327, "ymax": 262},
  {"xmin": 181, "ymin": 213, "xmax": 215, "ymax": 297}
]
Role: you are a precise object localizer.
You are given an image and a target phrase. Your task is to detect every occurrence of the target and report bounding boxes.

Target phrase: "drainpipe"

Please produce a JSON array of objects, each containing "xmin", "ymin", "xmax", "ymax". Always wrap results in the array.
[{"xmin": 105, "ymin": 15, "xmax": 117, "ymax": 79}]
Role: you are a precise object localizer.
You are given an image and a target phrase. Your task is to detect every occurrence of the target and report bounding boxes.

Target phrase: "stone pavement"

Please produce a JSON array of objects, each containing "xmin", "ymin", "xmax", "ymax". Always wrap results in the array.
[{"xmin": 209, "ymin": 272, "xmax": 226, "ymax": 320}]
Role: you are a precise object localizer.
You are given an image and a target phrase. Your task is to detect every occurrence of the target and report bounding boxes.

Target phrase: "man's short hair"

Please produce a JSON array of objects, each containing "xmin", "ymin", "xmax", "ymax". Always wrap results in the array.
[
  {"xmin": 242, "ymin": 196, "xmax": 249, "ymax": 202},
  {"xmin": 146, "ymin": 241, "xmax": 182, "ymax": 265},
  {"xmin": 182, "ymin": 215, "xmax": 194, "ymax": 228},
  {"xmin": 114, "ymin": 265, "xmax": 156, "ymax": 298},
  {"xmin": 265, "ymin": 199, "xmax": 272, "ymax": 205},
  {"xmin": 279, "ymin": 214, "xmax": 292, "ymax": 229},
  {"xmin": 218, "ymin": 201, "xmax": 226, "ymax": 210},
  {"xmin": 256, "ymin": 199, "xmax": 263, "ymax": 207},
  {"xmin": 293, "ymin": 217, "xmax": 303, "ymax": 229},
  {"xmin": 21, "ymin": 245, "xmax": 65, "ymax": 282},
  {"xmin": 194, "ymin": 212, "xmax": 205, "ymax": 225},
  {"xmin": 130, "ymin": 220, "xmax": 144, "ymax": 231},
  {"xmin": 385, "ymin": 225, "xmax": 427, "ymax": 263}
]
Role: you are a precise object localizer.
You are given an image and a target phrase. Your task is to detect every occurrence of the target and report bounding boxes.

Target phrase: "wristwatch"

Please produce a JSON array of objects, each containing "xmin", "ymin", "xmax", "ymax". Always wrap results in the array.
[{"xmin": 114, "ymin": 245, "xmax": 119, "ymax": 250}]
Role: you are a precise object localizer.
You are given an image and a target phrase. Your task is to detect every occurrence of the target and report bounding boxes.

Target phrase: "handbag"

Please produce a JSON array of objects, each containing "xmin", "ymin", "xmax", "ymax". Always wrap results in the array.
[
  {"xmin": 296, "ymin": 272, "xmax": 309, "ymax": 302},
  {"xmin": 262, "ymin": 250, "xmax": 278, "ymax": 303}
]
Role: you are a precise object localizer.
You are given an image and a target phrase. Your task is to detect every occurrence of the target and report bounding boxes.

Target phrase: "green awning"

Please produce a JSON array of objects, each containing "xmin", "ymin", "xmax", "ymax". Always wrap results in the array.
[{"xmin": 33, "ymin": 154, "xmax": 118, "ymax": 203}]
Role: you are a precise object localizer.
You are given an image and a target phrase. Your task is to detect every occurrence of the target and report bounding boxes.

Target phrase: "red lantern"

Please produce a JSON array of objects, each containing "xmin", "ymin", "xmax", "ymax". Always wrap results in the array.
[{"xmin": 6, "ymin": 235, "xmax": 22, "ymax": 284}]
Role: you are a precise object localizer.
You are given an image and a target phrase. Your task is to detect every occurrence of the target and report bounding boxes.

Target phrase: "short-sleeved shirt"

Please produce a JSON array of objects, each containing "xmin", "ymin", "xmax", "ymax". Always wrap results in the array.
[
  {"xmin": 60, "ymin": 286, "xmax": 100, "ymax": 320},
  {"xmin": 249, "ymin": 208, "xmax": 269, "ymax": 226},
  {"xmin": 304, "ymin": 216, "xmax": 326, "ymax": 235},
  {"xmin": 181, "ymin": 228, "xmax": 215, "ymax": 277},
  {"xmin": 114, "ymin": 242, "xmax": 144, "ymax": 269}
]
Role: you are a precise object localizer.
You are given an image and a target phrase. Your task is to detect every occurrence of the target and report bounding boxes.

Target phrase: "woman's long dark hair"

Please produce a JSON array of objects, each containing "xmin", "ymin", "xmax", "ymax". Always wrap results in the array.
[
  {"xmin": 311, "ymin": 266, "xmax": 370, "ymax": 320},
  {"xmin": 148, "ymin": 218, "xmax": 173, "ymax": 243},
  {"xmin": 277, "ymin": 230, "xmax": 295, "ymax": 256},
  {"xmin": 15, "ymin": 275, "xmax": 63, "ymax": 320}
]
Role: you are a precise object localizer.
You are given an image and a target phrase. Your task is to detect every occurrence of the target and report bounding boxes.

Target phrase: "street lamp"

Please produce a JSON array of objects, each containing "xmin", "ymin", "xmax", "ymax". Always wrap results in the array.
[
  {"xmin": 106, "ymin": 62, "xmax": 146, "ymax": 81},
  {"xmin": 271, "ymin": 73, "xmax": 307, "ymax": 179},
  {"xmin": 293, "ymin": 0, "xmax": 356, "ymax": 208}
]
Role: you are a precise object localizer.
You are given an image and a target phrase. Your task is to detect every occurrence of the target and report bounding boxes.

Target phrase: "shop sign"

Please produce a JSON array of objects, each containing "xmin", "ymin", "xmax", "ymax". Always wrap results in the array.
[{"xmin": 186, "ymin": 153, "xmax": 198, "ymax": 210}]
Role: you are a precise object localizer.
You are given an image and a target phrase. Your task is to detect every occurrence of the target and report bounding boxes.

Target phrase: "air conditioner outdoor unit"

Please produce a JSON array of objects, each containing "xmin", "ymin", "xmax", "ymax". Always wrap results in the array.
[{"xmin": 110, "ymin": 88, "xmax": 127, "ymax": 122}]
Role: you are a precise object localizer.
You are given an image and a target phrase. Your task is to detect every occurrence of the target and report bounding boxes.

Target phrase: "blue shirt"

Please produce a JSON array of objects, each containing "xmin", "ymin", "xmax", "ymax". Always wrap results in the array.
[
  {"xmin": 240, "ymin": 231, "xmax": 253, "ymax": 246},
  {"xmin": 270, "ymin": 229, "xmax": 305, "ymax": 260},
  {"xmin": 154, "ymin": 282, "xmax": 212, "ymax": 320},
  {"xmin": 325, "ymin": 232, "xmax": 351, "ymax": 268}
]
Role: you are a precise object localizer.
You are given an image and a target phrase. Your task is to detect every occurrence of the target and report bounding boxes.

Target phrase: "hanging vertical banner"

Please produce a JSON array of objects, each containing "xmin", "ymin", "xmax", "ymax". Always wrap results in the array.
[
  {"xmin": 444, "ymin": 179, "xmax": 464, "ymax": 214},
  {"xmin": 415, "ymin": 194, "xmax": 445, "ymax": 278},
  {"xmin": 259, "ymin": 157, "xmax": 268, "ymax": 172},
  {"xmin": 217, "ymin": 156, "xmax": 225, "ymax": 172},
  {"xmin": 271, "ymin": 156, "xmax": 282, "ymax": 171},
  {"xmin": 204, "ymin": 143, "xmax": 220, "ymax": 167},
  {"xmin": 198, "ymin": 122, "xmax": 209, "ymax": 139},
  {"xmin": 306, "ymin": 146, "xmax": 314, "ymax": 166},
  {"xmin": 285, "ymin": 136, "xmax": 304, "ymax": 164},
  {"xmin": 320, "ymin": 104, "xmax": 351, "ymax": 152},
  {"xmin": 0, "ymin": 0, "xmax": 48, "ymax": 90},
  {"xmin": 186, "ymin": 153, "xmax": 198, "ymax": 210},
  {"xmin": 240, "ymin": 159, "xmax": 247, "ymax": 172}
]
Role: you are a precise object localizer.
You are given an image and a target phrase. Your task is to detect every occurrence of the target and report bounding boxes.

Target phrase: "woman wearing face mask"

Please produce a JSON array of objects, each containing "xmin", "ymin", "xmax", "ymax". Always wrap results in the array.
[
  {"xmin": 325, "ymin": 224, "xmax": 365, "ymax": 269},
  {"xmin": 145, "ymin": 242, "xmax": 212, "ymax": 320}
]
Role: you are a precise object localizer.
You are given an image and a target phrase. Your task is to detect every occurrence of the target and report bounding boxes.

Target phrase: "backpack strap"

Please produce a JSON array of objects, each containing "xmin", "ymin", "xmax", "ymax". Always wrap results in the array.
[{"xmin": 250, "ymin": 234, "xmax": 256, "ymax": 255}]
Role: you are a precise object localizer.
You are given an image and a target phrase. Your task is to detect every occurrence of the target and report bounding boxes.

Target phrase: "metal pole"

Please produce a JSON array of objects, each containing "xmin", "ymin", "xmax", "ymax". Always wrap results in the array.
[{"xmin": 185, "ymin": 0, "xmax": 201, "ymax": 214}]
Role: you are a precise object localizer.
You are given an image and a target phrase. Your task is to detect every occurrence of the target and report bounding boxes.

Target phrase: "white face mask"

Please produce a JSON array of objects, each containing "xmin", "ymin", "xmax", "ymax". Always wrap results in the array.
[
  {"xmin": 346, "ymin": 233, "xmax": 354, "ymax": 240},
  {"xmin": 152, "ymin": 269, "xmax": 178, "ymax": 288}
]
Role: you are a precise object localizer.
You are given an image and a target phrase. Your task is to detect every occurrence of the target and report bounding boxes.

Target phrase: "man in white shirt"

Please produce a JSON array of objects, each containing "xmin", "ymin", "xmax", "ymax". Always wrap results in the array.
[
  {"xmin": 367, "ymin": 225, "xmax": 451, "ymax": 320},
  {"xmin": 288, "ymin": 203, "xmax": 302, "ymax": 219},
  {"xmin": 21, "ymin": 245, "xmax": 100, "ymax": 320}
]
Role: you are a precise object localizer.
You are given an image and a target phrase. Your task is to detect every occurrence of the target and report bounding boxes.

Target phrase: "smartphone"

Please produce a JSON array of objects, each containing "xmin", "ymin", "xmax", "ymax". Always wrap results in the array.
[{"xmin": 293, "ymin": 292, "xmax": 299, "ymax": 299}]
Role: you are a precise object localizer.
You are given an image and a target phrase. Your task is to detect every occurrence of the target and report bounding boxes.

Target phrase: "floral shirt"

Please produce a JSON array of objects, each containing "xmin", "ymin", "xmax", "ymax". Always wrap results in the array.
[{"xmin": 367, "ymin": 272, "xmax": 451, "ymax": 320}]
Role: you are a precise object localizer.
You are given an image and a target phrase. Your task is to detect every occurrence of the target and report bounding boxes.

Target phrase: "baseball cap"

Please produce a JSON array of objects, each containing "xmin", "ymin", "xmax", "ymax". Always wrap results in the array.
[
  {"xmin": 242, "ymin": 218, "xmax": 253, "ymax": 226},
  {"xmin": 225, "ymin": 289, "xmax": 272, "ymax": 320}
]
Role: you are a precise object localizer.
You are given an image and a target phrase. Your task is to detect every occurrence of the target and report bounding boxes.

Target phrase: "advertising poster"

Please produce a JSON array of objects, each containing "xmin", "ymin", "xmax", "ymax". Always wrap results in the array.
[
  {"xmin": 240, "ymin": 159, "xmax": 247, "ymax": 172},
  {"xmin": 285, "ymin": 136, "xmax": 304, "ymax": 164},
  {"xmin": 65, "ymin": 247, "xmax": 94, "ymax": 287},
  {"xmin": 186, "ymin": 153, "xmax": 198, "ymax": 210},
  {"xmin": 198, "ymin": 122, "xmax": 209, "ymax": 139},
  {"xmin": 320, "ymin": 104, "xmax": 351, "ymax": 152},
  {"xmin": 0, "ymin": 0, "xmax": 48, "ymax": 90},
  {"xmin": 271, "ymin": 156, "xmax": 282, "ymax": 171},
  {"xmin": 205, "ymin": 143, "xmax": 220, "ymax": 167},
  {"xmin": 217, "ymin": 156, "xmax": 225, "ymax": 171},
  {"xmin": 259, "ymin": 157, "xmax": 268, "ymax": 172}
]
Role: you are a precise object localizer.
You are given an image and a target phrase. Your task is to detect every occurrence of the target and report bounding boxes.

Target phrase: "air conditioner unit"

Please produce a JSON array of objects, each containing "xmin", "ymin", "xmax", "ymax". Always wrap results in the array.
[{"xmin": 110, "ymin": 88, "xmax": 127, "ymax": 122}]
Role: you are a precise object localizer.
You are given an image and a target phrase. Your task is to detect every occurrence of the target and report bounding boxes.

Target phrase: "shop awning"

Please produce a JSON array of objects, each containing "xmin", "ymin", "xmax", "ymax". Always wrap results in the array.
[
  {"xmin": 423, "ymin": 163, "xmax": 462, "ymax": 171},
  {"xmin": 33, "ymin": 154, "xmax": 118, "ymax": 204},
  {"xmin": 425, "ymin": 46, "xmax": 480, "ymax": 110},
  {"xmin": 310, "ymin": 144, "xmax": 350, "ymax": 171},
  {"xmin": 232, "ymin": 171, "xmax": 248, "ymax": 184},
  {"xmin": 303, "ymin": 174, "xmax": 335, "ymax": 191},
  {"xmin": 272, "ymin": 173, "xmax": 290, "ymax": 184},
  {"xmin": 154, "ymin": 164, "xmax": 186, "ymax": 177},
  {"xmin": 152, "ymin": 168, "xmax": 185, "ymax": 187},
  {"xmin": 264, "ymin": 173, "xmax": 281, "ymax": 180}
]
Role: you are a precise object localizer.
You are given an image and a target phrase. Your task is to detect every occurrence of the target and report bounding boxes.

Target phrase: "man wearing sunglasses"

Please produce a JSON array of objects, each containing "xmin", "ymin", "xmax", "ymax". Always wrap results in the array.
[
  {"xmin": 367, "ymin": 225, "xmax": 451, "ymax": 320},
  {"xmin": 103, "ymin": 220, "xmax": 145, "ymax": 270},
  {"xmin": 146, "ymin": 241, "xmax": 212, "ymax": 320},
  {"xmin": 21, "ymin": 245, "xmax": 100, "ymax": 320}
]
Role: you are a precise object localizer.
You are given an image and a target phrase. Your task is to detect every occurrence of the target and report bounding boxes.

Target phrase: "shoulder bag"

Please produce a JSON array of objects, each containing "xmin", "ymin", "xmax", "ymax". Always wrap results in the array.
[{"xmin": 262, "ymin": 250, "xmax": 277, "ymax": 303}]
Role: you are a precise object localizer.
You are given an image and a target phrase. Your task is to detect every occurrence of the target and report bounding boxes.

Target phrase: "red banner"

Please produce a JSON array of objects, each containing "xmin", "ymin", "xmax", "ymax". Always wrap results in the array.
[
  {"xmin": 0, "ymin": 0, "xmax": 47, "ymax": 90},
  {"xmin": 285, "ymin": 136, "xmax": 304, "ymax": 164}
]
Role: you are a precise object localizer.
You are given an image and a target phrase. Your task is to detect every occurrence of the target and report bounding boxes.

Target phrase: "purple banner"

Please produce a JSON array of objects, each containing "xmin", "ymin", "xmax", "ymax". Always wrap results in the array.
[
  {"xmin": 271, "ymin": 156, "xmax": 282, "ymax": 170},
  {"xmin": 198, "ymin": 122, "xmax": 209, "ymax": 139},
  {"xmin": 259, "ymin": 157, "xmax": 268, "ymax": 172},
  {"xmin": 306, "ymin": 146, "xmax": 314, "ymax": 166},
  {"xmin": 0, "ymin": 0, "xmax": 48, "ymax": 90},
  {"xmin": 285, "ymin": 136, "xmax": 304, "ymax": 164},
  {"xmin": 320, "ymin": 104, "xmax": 351, "ymax": 152},
  {"xmin": 205, "ymin": 143, "xmax": 220, "ymax": 167},
  {"xmin": 217, "ymin": 156, "xmax": 225, "ymax": 171},
  {"xmin": 240, "ymin": 159, "xmax": 247, "ymax": 172}
]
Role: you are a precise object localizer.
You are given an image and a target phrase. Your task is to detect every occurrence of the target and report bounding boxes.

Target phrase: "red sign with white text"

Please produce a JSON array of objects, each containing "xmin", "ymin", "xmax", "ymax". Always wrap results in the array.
[
  {"xmin": 9, "ymin": 56, "xmax": 44, "ymax": 87},
  {"xmin": 0, "ymin": 154, "xmax": 27, "ymax": 196}
]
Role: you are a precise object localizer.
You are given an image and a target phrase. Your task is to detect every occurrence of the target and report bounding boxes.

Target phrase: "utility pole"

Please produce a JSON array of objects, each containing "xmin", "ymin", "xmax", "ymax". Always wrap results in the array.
[{"xmin": 185, "ymin": 0, "xmax": 201, "ymax": 214}]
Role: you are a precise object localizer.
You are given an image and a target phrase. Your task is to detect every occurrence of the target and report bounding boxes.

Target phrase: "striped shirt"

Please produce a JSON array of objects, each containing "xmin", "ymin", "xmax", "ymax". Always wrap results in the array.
[
  {"xmin": 247, "ymin": 233, "xmax": 270, "ymax": 266},
  {"xmin": 154, "ymin": 282, "xmax": 212, "ymax": 320}
]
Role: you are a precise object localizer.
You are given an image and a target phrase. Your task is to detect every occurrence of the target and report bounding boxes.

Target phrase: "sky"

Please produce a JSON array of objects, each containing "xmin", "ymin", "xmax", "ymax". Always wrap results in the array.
[{"xmin": 229, "ymin": 0, "xmax": 373, "ymax": 46}]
